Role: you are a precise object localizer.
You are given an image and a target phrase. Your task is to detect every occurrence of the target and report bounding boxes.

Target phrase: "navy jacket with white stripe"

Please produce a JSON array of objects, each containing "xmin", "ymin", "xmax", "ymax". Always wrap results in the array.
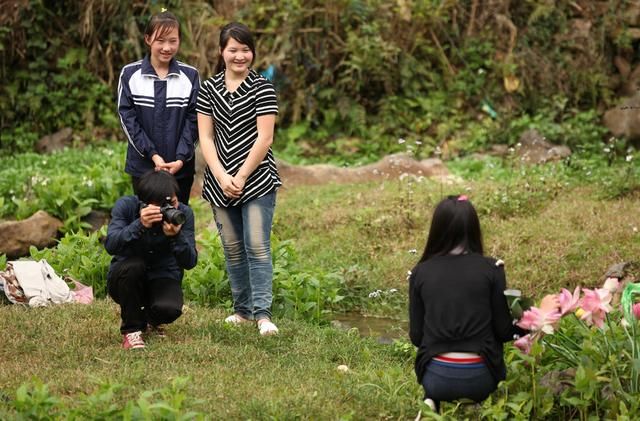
[{"xmin": 118, "ymin": 56, "xmax": 199, "ymax": 179}]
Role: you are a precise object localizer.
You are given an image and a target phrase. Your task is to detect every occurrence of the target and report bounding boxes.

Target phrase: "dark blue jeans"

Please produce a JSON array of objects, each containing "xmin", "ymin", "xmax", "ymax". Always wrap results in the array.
[{"xmin": 421, "ymin": 360, "xmax": 497, "ymax": 406}]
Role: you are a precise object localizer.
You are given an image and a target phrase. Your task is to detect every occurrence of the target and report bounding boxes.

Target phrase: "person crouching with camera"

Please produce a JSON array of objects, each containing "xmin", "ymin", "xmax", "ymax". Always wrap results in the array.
[{"xmin": 105, "ymin": 170, "xmax": 197, "ymax": 349}]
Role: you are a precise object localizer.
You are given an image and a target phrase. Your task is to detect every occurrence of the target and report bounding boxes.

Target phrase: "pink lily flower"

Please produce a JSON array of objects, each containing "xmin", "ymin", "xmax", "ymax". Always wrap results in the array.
[
  {"xmin": 514, "ymin": 334, "xmax": 534, "ymax": 354},
  {"xmin": 579, "ymin": 288, "xmax": 612, "ymax": 328},
  {"xmin": 517, "ymin": 307, "xmax": 562, "ymax": 334},
  {"xmin": 558, "ymin": 286, "xmax": 580, "ymax": 316}
]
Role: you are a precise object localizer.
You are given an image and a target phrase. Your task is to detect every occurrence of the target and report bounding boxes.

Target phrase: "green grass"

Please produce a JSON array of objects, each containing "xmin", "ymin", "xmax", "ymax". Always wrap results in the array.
[
  {"xmin": 273, "ymin": 157, "xmax": 640, "ymax": 315},
  {"xmin": 2, "ymin": 148, "xmax": 640, "ymax": 417},
  {"xmin": 0, "ymin": 300, "xmax": 420, "ymax": 419}
]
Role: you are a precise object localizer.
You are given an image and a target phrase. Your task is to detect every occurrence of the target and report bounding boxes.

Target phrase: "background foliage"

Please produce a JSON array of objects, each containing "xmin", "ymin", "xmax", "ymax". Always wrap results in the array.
[{"xmin": 1, "ymin": 0, "xmax": 633, "ymax": 160}]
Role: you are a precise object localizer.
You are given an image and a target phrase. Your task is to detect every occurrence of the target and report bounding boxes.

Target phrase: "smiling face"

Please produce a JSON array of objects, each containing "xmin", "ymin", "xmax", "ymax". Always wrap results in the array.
[
  {"xmin": 221, "ymin": 37, "xmax": 253, "ymax": 76},
  {"xmin": 145, "ymin": 26, "xmax": 180, "ymax": 67}
]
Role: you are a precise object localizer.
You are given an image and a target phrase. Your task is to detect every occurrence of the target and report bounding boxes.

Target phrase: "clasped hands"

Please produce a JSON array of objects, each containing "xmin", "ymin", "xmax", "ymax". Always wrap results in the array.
[
  {"xmin": 151, "ymin": 154, "xmax": 183, "ymax": 175},
  {"xmin": 219, "ymin": 173, "xmax": 246, "ymax": 199}
]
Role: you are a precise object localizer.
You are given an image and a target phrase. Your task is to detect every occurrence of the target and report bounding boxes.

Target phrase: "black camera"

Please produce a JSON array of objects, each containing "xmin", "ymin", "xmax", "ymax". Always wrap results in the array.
[
  {"xmin": 141, "ymin": 198, "xmax": 186, "ymax": 225},
  {"xmin": 160, "ymin": 202, "xmax": 186, "ymax": 225}
]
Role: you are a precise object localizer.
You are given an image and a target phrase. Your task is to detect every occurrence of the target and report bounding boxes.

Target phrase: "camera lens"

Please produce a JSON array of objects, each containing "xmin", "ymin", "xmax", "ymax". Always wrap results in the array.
[{"xmin": 161, "ymin": 206, "xmax": 186, "ymax": 225}]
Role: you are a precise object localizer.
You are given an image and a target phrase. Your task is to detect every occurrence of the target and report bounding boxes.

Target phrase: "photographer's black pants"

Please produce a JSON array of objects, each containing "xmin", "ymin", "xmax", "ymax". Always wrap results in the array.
[{"xmin": 107, "ymin": 257, "xmax": 183, "ymax": 334}]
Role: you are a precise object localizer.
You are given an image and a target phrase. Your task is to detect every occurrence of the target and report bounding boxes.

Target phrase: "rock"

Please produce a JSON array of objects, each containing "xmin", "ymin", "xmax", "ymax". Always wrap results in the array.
[
  {"xmin": 540, "ymin": 368, "xmax": 576, "ymax": 396},
  {"xmin": 82, "ymin": 210, "xmax": 110, "ymax": 233},
  {"xmin": 277, "ymin": 153, "xmax": 450, "ymax": 187},
  {"xmin": 0, "ymin": 211, "xmax": 62, "ymax": 258},
  {"xmin": 624, "ymin": 2, "xmax": 640, "ymax": 25},
  {"xmin": 35, "ymin": 128, "xmax": 73, "ymax": 153},
  {"xmin": 336, "ymin": 365, "xmax": 349, "ymax": 373},
  {"xmin": 517, "ymin": 129, "xmax": 572, "ymax": 164},
  {"xmin": 603, "ymin": 94, "xmax": 640, "ymax": 147}
]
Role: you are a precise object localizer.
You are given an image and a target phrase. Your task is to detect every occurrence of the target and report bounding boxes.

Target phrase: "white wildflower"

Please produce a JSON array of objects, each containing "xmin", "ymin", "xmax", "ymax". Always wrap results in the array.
[
  {"xmin": 626, "ymin": 155, "xmax": 633, "ymax": 162},
  {"xmin": 389, "ymin": 288, "xmax": 398, "ymax": 293},
  {"xmin": 408, "ymin": 249, "xmax": 417, "ymax": 254},
  {"xmin": 398, "ymin": 138, "xmax": 406, "ymax": 144}
]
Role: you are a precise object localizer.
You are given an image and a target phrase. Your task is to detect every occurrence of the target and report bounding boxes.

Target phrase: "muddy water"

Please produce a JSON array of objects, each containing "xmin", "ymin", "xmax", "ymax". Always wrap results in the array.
[{"xmin": 331, "ymin": 313, "xmax": 408, "ymax": 344}]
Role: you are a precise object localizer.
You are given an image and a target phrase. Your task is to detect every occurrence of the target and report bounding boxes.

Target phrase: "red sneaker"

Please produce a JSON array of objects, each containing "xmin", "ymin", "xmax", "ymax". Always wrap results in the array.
[{"xmin": 122, "ymin": 331, "xmax": 145, "ymax": 349}]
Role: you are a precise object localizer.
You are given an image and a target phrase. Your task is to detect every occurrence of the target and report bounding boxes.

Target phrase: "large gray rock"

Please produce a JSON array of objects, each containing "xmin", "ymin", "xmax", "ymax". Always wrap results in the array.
[
  {"xmin": 35, "ymin": 128, "xmax": 73, "ymax": 153},
  {"xmin": 603, "ymin": 94, "xmax": 640, "ymax": 147},
  {"xmin": 517, "ymin": 129, "xmax": 572, "ymax": 164},
  {"xmin": 0, "ymin": 211, "xmax": 62, "ymax": 258}
]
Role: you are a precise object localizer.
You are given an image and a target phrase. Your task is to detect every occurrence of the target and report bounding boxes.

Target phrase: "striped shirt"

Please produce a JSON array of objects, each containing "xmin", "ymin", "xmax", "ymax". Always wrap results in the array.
[{"xmin": 196, "ymin": 69, "xmax": 281, "ymax": 207}]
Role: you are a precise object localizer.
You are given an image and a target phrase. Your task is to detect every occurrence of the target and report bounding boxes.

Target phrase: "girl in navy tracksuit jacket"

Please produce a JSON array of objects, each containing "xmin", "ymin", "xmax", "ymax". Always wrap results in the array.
[{"xmin": 117, "ymin": 11, "xmax": 199, "ymax": 204}]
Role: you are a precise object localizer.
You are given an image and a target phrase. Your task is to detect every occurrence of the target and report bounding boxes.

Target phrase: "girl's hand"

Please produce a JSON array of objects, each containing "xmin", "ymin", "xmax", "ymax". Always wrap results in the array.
[
  {"xmin": 162, "ymin": 221, "xmax": 182, "ymax": 237},
  {"xmin": 231, "ymin": 174, "xmax": 247, "ymax": 191},
  {"xmin": 539, "ymin": 294, "xmax": 560, "ymax": 313},
  {"xmin": 151, "ymin": 154, "xmax": 166, "ymax": 170},
  {"xmin": 159, "ymin": 160, "xmax": 184, "ymax": 174},
  {"xmin": 140, "ymin": 204, "xmax": 163, "ymax": 228},
  {"xmin": 219, "ymin": 173, "xmax": 242, "ymax": 199}
]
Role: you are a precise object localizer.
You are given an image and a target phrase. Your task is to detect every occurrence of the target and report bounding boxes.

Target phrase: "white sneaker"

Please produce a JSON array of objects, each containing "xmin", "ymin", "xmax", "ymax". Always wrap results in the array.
[
  {"xmin": 424, "ymin": 398, "xmax": 436, "ymax": 411},
  {"xmin": 258, "ymin": 319, "xmax": 279, "ymax": 336},
  {"xmin": 224, "ymin": 314, "xmax": 250, "ymax": 325}
]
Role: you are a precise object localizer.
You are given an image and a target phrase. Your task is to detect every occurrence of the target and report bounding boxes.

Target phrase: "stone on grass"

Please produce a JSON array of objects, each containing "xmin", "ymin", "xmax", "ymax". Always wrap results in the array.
[{"xmin": 0, "ymin": 211, "xmax": 62, "ymax": 258}]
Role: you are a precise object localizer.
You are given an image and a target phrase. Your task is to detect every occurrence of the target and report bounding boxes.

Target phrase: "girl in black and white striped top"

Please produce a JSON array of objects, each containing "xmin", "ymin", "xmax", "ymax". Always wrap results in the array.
[{"xmin": 196, "ymin": 22, "xmax": 281, "ymax": 336}]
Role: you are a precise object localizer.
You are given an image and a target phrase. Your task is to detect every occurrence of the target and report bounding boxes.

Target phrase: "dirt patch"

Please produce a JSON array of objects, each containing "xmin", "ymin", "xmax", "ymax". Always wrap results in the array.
[{"xmin": 191, "ymin": 152, "xmax": 450, "ymax": 197}]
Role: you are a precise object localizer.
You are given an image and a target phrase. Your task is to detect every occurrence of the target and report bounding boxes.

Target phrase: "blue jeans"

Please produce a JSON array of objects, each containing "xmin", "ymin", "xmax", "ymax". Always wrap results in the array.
[
  {"xmin": 421, "ymin": 360, "xmax": 497, "ymax": 406},
  {"xmin": 212, "ymin": 191, "xmax": 276, "ymax": 320}
]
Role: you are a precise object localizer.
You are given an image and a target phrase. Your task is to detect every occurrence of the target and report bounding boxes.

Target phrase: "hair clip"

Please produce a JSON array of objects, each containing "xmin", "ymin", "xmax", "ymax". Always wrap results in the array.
[{"xmin": 457, "ymin": 195, "xmax": 468, "ymax": 201}]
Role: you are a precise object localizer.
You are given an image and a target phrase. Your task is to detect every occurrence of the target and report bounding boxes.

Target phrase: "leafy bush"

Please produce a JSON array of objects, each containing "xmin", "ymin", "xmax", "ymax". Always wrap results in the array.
[
  {"xmin": 0, "ymin": 377, "xmax": 204, "ymax": 420},
  {"xmin": 184, "ymin": 229, "xmax": 348, "ymax": 323},
  {"xmin": 2, "ymin": 1, "xmax": 624, "ymax": 162},
  {"xmin": 0, "ymin": 142, "xmax": 131, "ymax": 231}
]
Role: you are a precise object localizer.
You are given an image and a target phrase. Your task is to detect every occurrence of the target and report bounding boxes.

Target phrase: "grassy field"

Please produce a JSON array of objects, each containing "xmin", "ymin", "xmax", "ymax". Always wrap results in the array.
[
  {"xmin": 273, "ymin": 160, "xmax": 640, "ymax": 314},
  {"xmin": 0, "ymin": 300, "xmax": 420, "ymax": 419},
  {"xmin": 1, "ymin": 154, "xmax": 639, "ymax": 418}
]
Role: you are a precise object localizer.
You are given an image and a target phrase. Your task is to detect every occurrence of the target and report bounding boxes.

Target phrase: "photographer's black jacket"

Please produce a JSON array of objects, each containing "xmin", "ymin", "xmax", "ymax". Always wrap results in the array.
[{"xmin": 105, "ymin": 196, "xmax": 197, "ymax": 281}]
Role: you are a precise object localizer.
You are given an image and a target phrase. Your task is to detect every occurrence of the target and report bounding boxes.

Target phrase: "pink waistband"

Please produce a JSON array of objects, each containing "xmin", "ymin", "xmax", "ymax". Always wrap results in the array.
[{"xmin": 433, "ymin": 354, "xmax": 484, "ymax": 364}]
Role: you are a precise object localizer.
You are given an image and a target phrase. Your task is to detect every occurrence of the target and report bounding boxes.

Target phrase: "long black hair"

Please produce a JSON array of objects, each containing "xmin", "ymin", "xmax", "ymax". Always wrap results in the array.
[
  {"xmin": 215, "ymin": 22, "xmax": 256, "ymax": 74},
  {"xmin": 418, "ymin": 195, "xmax": 484, "ymax": 263}
]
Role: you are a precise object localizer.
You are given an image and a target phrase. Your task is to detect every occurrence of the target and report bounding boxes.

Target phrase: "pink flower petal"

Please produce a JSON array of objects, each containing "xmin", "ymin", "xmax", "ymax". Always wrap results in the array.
[
  {"xmin": 514, "ymin": 334, "xmax": 534, "ymax": 354},
  {"xmin": 558, "ymin": 286, "xmax": 580, "ymax": 316}
]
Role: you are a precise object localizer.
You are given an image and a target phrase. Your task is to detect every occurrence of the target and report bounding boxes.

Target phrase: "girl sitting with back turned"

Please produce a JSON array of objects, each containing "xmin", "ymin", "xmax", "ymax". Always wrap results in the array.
[{"xmin": 409, "ymin": 195, "xmax": 559, "ymax": 411}]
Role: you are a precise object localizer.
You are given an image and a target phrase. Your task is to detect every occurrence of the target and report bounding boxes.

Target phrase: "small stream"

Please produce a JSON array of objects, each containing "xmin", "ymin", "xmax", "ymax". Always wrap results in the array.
[{"xmin": 331, "ymin": 312, "xmax": 408, "ymax": 344}]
